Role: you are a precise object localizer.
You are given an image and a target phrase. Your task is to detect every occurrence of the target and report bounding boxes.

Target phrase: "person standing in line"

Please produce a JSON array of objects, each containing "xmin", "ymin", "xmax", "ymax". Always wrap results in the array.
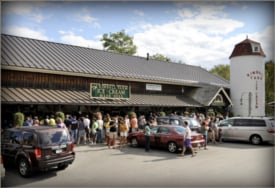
[
  {"xmin": 96, "ymin": 112, "xmax": 104, "ymax": 143},
  {"xmin": 108, "ymin": 120, "xmax": 117, "ymax": 149},
  {"xmin": 130, "ymin": 113, "xmax": 138, "ymax": 133},
  {"xmin": 71, "ymin": 115, "xmax": 78, "ymax": 144},
  {"xmin": 77, "ymin": 117, "xmax": 86, "ymax": 145},
  {"xmin": 104, "ymin": 114, "xmax": 111, "ymax": 145},
  {"xmin": 56, "ymin": 117, "xmax": 66, "ymax": 128},
  {"xmin": 84, "ymin": 115, "xmax": 91, "ymax": 143},
  {"xmin": 90, "ymin": 117, "xmax": 98, "ymax": 145},
  {"xmin": 182, "ymin": 121, "xmax": 196, "ymax": 157},
  {"xmin": 144, "ymin": 123, "xmax": 151, "ymax": 152},
  {"xmin": 201, "ymin": 121, "xmax": 209, "ymax": 150},
  {"xmin": 119, "ymin": 117, "xmax": 128, "ymax": 148},
  {"xmin": 49, "ymin": 115, "xmax": 56, "ymax": 126}
]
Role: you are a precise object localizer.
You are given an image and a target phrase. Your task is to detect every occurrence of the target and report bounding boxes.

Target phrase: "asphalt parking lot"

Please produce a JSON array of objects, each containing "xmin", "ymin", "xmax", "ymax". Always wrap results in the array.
[{"xmin": 2, "ymin": 141, "xmax": 274, "ymax": 187}]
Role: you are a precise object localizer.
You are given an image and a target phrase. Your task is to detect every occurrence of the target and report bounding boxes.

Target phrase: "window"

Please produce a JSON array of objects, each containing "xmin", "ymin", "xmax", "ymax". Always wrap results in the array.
[
  {"xmin": 10, "ymin": 131, "xmax": 21, "ymax": 144},
  {"xmin": 23, "ymin": 132, "xmax": 35, "ymax": 145},
  {"xmin": 249, "ymin": 119, "xmax": 266, "ymax": 127},
  {"xmin": 39, "ymin": 129, "xmax": 70, "ymax": 145},
  {"xmin": 158, "ymin": 127, "xmax": 170, "ymax": 134},
  {"xmin": 220, "ymin": 119, "xmax": 234, "ymax": 127},
  {"xmin": 234, "ymin": 119, "xmax": 250, "ymax": 127}
]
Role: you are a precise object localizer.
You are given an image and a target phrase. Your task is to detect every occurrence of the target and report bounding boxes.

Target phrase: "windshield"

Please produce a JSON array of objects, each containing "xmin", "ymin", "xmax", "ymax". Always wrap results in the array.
[
  {"xmin": 172, "ymin": 126, "xmax": 185, "ymax": 134},
  {"xmin": 39, "ymin": 129, "xmax": 71, "ymax": 145}
]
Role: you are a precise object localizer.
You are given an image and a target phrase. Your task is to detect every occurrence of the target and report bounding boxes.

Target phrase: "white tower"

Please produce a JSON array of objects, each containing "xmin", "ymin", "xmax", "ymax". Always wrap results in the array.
[{"xmin": 229, "ymin": 37, "xmax": 266, "ymax": 117}]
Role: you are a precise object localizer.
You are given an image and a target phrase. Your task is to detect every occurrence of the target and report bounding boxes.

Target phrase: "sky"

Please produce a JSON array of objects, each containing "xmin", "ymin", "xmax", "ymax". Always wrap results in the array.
[{"xmin": 1, "ymin": 1, "xmax": 274, "ymax": 70}]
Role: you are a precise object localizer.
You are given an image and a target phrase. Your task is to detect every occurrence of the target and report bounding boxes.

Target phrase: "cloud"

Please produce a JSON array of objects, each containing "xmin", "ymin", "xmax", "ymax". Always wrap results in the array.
[
  {"xmin": 75, "ymin": 8, "xmax": 101, "ymax": 28},
  {"xmin": 3, "ymin": 2, "xmax": 46, "ymax": 23},
  {"xmin": 132, "ymin": 4, "xmax": 249, "ymax": 70},
  {"xmin": 59, "ymin": 30, "xmax": 103, "ymax": 49},
  {"xmin": 2, "ymin": 26, "xmax": 49, "ymax": 41},
  {"xmin": 133, "ymin": 10, "xmax": 145, "ymax": 17}
]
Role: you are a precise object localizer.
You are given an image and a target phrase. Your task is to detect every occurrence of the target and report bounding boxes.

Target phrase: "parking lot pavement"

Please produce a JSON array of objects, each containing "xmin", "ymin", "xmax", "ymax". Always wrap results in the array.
[{"xmin": 2, "ymin": 141, "xmax": 274, "ymax": 187}]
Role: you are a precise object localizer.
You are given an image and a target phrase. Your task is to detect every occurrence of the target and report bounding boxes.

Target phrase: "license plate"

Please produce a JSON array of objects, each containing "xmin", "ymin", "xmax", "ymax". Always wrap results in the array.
[{"xmin": 56, "ymin": 149, "xmax": 62, "ymax": 154}]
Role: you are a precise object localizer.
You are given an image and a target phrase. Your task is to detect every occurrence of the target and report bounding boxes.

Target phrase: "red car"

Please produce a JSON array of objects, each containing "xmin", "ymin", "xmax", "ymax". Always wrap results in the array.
[{"xmin": 127, "ymin": 125, "xmax": 205, "ymax": 153}]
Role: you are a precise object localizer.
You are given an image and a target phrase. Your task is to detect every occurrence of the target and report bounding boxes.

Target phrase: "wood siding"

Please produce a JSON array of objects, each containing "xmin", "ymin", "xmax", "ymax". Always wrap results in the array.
[{"xmin": 1, "ymin": 70, "xmax": 192, "ymax": 95}]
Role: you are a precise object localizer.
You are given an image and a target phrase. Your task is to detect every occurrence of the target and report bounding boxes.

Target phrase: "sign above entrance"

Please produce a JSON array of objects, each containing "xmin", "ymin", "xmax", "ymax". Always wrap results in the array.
[
  {"xmin": 90, "ymin": 83, "xmax": 130, "ymax": 99},
  {"xmin": 146, "ymin": 84, "xmax": 162, "ymax": 91}
]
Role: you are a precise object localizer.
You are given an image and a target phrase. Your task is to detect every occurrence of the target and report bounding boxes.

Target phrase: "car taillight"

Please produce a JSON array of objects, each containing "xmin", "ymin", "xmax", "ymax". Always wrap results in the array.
[
  {"xmin": 71, "ymin": 143, "xmax": 74, "ymax": 152},
  {"xmin": 267, "ymin": 129, "xmax": 275, "ymax": 134},
  {"xmin": 35, "ymin": 148, "xmax": 42, "ymax": 159}
]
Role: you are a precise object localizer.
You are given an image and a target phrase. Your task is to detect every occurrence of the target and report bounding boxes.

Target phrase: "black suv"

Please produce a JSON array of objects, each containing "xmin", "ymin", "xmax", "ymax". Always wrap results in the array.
[{"xmin": 1, "ymin": 126, "xmax": 75, "ymax": 177}]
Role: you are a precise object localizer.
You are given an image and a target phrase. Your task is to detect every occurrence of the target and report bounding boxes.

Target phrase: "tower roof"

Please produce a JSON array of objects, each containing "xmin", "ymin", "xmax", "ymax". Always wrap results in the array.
[{"xmin": 229, "ymin": 37, "xmax": 266, "ymax": 59}]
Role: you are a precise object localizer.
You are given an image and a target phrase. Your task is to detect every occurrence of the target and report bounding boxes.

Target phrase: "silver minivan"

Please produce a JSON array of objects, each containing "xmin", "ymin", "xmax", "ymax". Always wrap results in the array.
[{"xmin": 219, "ymin": 117, "xmax": 275, "ymax": 145}]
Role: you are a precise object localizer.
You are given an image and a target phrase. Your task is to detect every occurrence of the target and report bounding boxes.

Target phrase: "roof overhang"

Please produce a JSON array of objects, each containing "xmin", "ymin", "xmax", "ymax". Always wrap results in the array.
[{"xmin": 1, "ymin": 87, "xmax": 202, "ymax": 107}]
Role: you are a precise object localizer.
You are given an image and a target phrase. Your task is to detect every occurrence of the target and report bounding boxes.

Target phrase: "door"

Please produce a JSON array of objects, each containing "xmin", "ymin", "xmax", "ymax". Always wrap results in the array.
[
  {"xmin": 154, "ymin": 127, "xmax": 171, "ymax": 148},
  {"xmin": 219, "ymin": 119, "xmax": 235, "ymax": 140}
]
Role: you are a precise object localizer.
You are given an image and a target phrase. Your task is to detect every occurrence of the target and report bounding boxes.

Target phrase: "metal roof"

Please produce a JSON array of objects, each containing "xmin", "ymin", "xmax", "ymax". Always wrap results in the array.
[
  {"xmin": 1, "ymin": 34, "xmax": 229, "ymax": 88},
  {"xmin": 192, "ymin": 86, "xmax": 233, "ymax": 106},
  {"xmin": 1, "ymin": 87, "xmax": 202, "ymax": 107}
]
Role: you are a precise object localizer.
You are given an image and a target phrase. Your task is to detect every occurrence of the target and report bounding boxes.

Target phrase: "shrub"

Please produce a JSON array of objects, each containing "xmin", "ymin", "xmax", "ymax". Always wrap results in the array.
[
  {"xmin": 128, "ymin": 111, "xmax": 136, "ymax": 118},
  {"xmin": 14, "ymin": 112, "xmax": 24, "ymax": 127},
  {"xmin": 159, "ymin": 111, "xmax": 166, "ymax": 117},
  {"xmin": 55, "ymin": 111, "xmax": 65, "ymax": 122}
]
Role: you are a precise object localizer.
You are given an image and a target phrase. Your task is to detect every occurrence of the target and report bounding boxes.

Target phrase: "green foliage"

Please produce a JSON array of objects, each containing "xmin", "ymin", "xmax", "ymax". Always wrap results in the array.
[
  {"xmin": 101, "ymin": 30, "xmax": 137, "ymax": 55},
  {"xmin": 55, "ymin": 111, "xmax": 65, "ymax": 122},
  {"xmin": 151, "ymin": 53, "xmax": 171, "ymax": 62},
  {"xmin": 128, "ymin": 111, "xmax": 136, "ymax": 119},
  {"xmin": 159, "ymin": 111, "xmax": 166, "ymax": 117},
  {"xmin": 210, "ymin": 64, "xmax": 230, "ymax": 81},
  {"xmin": 265, "ymin": 61, "xmax": 274, "ymax": 116},
  {"xmin": 14, "ymin": 112, "xmax": 24, "ymax": 127}
]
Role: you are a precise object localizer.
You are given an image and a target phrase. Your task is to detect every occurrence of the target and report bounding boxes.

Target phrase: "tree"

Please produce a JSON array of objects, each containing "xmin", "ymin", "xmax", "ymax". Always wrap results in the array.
[
  {"xmin": 210, "ymin": 64, "xmax": 230, "ymax": 81},
  {"xmin": 101, "ymin": 30, "xmax": 137, "ymax": 55},
  {"xmin": 265, "ymin": 60, "xmax": 274, "ymax": 116},
  {"xmin": 151, "ymin": 53, "xmax": 171, "ymax": 62}
]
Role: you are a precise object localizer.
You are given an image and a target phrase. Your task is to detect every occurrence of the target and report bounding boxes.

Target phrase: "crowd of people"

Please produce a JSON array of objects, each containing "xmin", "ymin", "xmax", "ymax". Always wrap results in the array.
[{"xmin": 8, "ymin": 111, "xmax": 225, "ymax": 153}]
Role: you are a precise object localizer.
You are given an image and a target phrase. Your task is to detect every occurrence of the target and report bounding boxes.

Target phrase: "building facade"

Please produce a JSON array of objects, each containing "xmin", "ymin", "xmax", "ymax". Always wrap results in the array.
[{"xmin": 1, "ymin": 34, "xmax": 232, "ymax": 124}]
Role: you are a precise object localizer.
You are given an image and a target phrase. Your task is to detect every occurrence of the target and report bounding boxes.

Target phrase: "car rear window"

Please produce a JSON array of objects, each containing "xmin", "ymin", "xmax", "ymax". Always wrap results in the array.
[{"xmin": 38, "ymin": 129, "xmax": 70, "ymax": 145}]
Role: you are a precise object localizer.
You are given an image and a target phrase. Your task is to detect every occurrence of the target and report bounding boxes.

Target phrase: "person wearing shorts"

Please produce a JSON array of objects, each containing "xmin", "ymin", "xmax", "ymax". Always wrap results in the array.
[
  {"xmin": 119, "ymin": 117, "xmax": 128, "ymax": 148},
  {"xmin": 182, "ymin": 121, "xmax": 196, "ymax": 157},
  {"xmin": 108, "ymin": 121, "xmax": 117, "ymax": 149}
]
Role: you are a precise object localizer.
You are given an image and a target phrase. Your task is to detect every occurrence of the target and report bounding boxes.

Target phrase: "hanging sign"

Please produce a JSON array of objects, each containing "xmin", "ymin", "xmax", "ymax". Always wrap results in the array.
[{"xmin": 90, "ymin": 83, "xmax": 130, "ymax": 99}]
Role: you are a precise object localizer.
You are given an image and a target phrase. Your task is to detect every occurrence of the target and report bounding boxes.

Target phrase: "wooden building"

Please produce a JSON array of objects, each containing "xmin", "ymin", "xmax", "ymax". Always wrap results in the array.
[{"xmin": 1, "ymin": 34, "xmax": 232, "ymax": 122}]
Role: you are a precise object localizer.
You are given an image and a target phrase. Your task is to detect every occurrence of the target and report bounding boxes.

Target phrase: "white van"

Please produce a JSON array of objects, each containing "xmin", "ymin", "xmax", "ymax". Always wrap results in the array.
[{"xmin": 219, "ymin": 117, "xmax": 275, "ymax": 145}]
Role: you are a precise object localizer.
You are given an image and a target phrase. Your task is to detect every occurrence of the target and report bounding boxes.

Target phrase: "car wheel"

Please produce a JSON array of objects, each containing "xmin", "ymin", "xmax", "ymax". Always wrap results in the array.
[
  {"xmin": 58, "ymin": 164, "xmax": 69, "ymax": 170},
  {"xmin": 18, "ymin": 158, "xmax": 32, "ymax": 177},
  {"xmin": 131, "ymin": 137, "xmax": 139, "ymax": 147},
  {"xmin": 167, "ymin": 142, "xmax": 178, "ymax": 153},
  {"xmin": 250, "ymin": 135, "xmax": 262, "ymax": 145}
]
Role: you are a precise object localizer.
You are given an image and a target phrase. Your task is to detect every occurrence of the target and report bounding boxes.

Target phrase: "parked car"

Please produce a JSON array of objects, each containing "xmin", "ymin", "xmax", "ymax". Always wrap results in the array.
[
  {"xmin": 219, "ymin": 117, "xmax": 275, "ymax": 145},
  {"xmin": 179, "ymin": 117, "xmax": 201, "ymax": 132},
  {"xmin": 1, "ymin": 154, "xmax": 5, "ymax": 181},
  {"xmin": 127, "ymin": 125, "xmax": 205, "ymax": 153},
  {"xmin": 156, "ymin": 116, "xmax": 201, "ymax": 132},
  {"xmin": 156, "ymin": 116, "xmax": 181, "ymax": 125},
  {"xmin": 1, "ymin": 126, "xmax": 75, "ymax": 177}
]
